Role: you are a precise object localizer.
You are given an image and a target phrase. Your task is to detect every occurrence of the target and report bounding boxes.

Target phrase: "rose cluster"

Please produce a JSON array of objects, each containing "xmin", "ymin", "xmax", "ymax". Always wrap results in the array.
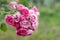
[{"xmin": 5, "ymin": 4, "xmax": 40, "ymax": 36}]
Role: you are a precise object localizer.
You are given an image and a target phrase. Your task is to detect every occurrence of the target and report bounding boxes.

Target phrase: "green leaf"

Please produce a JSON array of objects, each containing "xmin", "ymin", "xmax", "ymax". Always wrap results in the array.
[
  {"xmin": 0, "ymin": 22, "xmax": 7, "ymax": 32},
  {"xmin": 19, "ymin": 0, "xmax": 29, "ymax": 7},
  {"xmin": 0, "ymin": 16, "xmax": 2, "ymax": 21},
  {"xmin": 5, "ymin": 6, "xmax": 13, "ymax": 12},
  {"xmin": 0, "ymin": 0, "xmax": 8, "ymax": 5},
  {"xmin": 0, "ymin": 13, "xmax": 3, "ymax": 21},
  {"xmin": 1, "ymin": 5, "xmax": 13, "ymax": 12},
  {"xmin": 0, "ymin": 23, "xmax": 1, "ymax": 29}
]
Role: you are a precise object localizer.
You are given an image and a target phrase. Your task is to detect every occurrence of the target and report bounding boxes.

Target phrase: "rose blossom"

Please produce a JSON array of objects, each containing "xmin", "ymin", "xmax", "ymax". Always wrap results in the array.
[
  {"xmin": 27, "ymin": 29, "xmax": 33, "ymax": 35},
  {"xmin": 29, "ymin": 14, "xmax": 38, "ymax": 22},
  {"xmin": 32, "ymin": 6, "xmax": 38, "ymax": 12},
  {"xmin": 28, "ymin": 21, "xmax": 39, "ymax": 31},
  {"xmin": 16, "ymin": 28, "xmax": 27, "ymax": 36},
  {"xmin": 19, "ymin": 15, "xmax": 25, "ymax": 21},
  {"xmin": 20, "ymin": 7, "xmax": 29, "ymax": 16},
  {"xmin": 29, "ymin": 9, "xmax": 39, "ymax": 17},
  {"xmin": 16, "ymin": 28, "xmax": 33, "ymax": 36},
  {"xmin": 35, "ymin": 12, "xmax": 40, "ymax": 17},
  {"xmin": 20, "ymin": 20, "xmax": 31, "ymax": 28},
  {"xmin": 5, "ymin": 4, "xmax": 40, "ymax": 36},
  {"xmin": 17, "ymin": 4, "xmax": 29, "ymax": 16},
  {"xmin": 5, "ymin": 14, "xmax": 14, "ymax": 25},
  {"xmin": 12, "ymin": 21, "xmax": 20, "ymax": 29},
  {"xmin": 13, "ymin": 12, "xmax": 21, "ymax": 22},
  {"xmin": 16, "ymin": 4, "xmax": 25, "ymax": 11},
  {"xmin": 12, "ymin": 12, "xmax": 21, "ymax": 28},
  {"xmin": 32, "ymin": 22, "xmax": 39, "ymax": 30}
]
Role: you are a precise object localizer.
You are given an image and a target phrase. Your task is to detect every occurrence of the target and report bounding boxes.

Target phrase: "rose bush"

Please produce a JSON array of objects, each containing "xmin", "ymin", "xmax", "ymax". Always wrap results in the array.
[{"xmin": 5, "ymin": 4, "xmax": 40, "ymax": 36}]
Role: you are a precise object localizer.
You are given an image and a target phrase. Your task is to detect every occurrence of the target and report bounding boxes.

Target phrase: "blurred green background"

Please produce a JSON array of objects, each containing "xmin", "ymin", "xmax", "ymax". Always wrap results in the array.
[{"xmin": 0, "ymin": 0, "xmax": 60, "ymax": 40}]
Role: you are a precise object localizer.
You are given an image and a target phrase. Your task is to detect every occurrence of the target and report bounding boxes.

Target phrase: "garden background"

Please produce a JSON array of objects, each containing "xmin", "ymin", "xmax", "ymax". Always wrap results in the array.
[{"xmin": 0, "ymin": 0, "xmax": 60, "ymax": 40}]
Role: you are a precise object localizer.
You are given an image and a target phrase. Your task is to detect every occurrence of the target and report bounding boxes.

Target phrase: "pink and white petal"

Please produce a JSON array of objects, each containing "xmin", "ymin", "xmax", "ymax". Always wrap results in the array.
[
  {"xmin": 27, "ymin": 29, "xmax": 33, "ymax": 35},
  {"xmin": 20, "ymin": 20, "xmax": 31, "ymax": 28},
  {"xmin": 16, "ymin": 4, "xmax": 25, "ymax": 11},
  {"xmin": 35, "ymin": 12, "xmax": 40, "ymax": 17},
  {"xmin": 13, "ymin": 12, "xmax": 21, "ymax": 22},
  {"xmin": 29, "ymin": 14, "xmax": 38, "ymax": 22},
  {"xmin": 32, "ymin": 6, "xmax": 38, "ymax": 12}
]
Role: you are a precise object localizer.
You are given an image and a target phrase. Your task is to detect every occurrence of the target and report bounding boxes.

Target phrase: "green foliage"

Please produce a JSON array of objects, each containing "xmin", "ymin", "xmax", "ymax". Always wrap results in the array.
[
  {"xmin": 0, "ymin": 5, "xmax": 12, "ymax": 32},
  {"xmin": 18, "ymin": 0, "xmax": 29, "ymax": 7},
  {"xmin": 0, "ymin": 22, "xmax": 7, "ymax": 32},
  {"xmin": 0, "ymin": 11, "xmax": 8, "ymax": 32},
  {"xmin": 0, "ymin": 0, "xmax": 8, "ymax": 5},
  {"xmin": 0, "ymin": 5, "xmax": 13, "ymax": 12}
]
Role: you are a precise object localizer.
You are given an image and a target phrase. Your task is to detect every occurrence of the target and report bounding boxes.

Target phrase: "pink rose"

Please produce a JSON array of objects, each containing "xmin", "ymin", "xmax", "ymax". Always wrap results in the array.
[
  {"xmin": 12, "ymin": 12, "xmax": 21, "ymax": 28},
  {"xmin": 27, "ymin": 29, "xmax": 33, "ymax": 35},
  {"xmin": 32, "ymin": 22, "xmax": 39, "ymax": 30},
  {"xmin": 28, "ymin": 21, "xmax": 38, "ymax": 31},
  {"xmin": 16, "ymin": 4, "xmax": 29, "ymax": 16},
  {"xmin": 29, "ymin": 14, "xmax": 38, "ymax": 22},
  {"xmin": 29, "ymin": 10, "xmax": 39, "ymax": 17},
  {"xmin": 16, "ymin": 4, "xmax": 24, "ymax": 11},
  {"xmin": 29, "ymin": 10, "xmax": 34, "ymax": 14},
  {"xmin": 19, "ymin": 15, "xmax": 25, "ymax": 21},
  {"xmin": 20, "ymin": 20, "xmax": 31, "ymax": 28},
  {"xmin": 13, "ymin": 12, "xmax": 21, "ymax": 22},
  {"xmin": 35, "ymin": 12, "xmax": 40, "ymax": 17},
  {"xmin": 5, "ymin": 14, "xmax": 14, "ymax": 25},
  {"xmin": 20, "ymin": 7, "xmax": 29, "ymax": 16},
  {"xmin": 16, "ymin": 28, "xmax": 27, "ymax": 36},
  {"xmin": 12, "ymin": 22, "xmax": 20, "ymax": 29},
  {"xmin": 16, "ymin": 28, "xmax": 33, "ymax": 36},
  {"xmin": 32, "ymin": 6, "xmax": 38, "ymax": 12}
]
